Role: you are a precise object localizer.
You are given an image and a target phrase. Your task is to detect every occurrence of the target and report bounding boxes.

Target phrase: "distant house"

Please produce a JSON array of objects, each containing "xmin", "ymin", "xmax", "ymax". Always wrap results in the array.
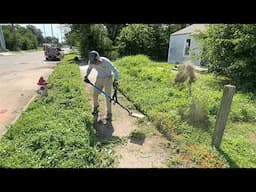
[
  {"xmin": 0, "ymin": 25, "xmax": 7, "ymax": 51},
  {"xmin": 168, "ymin": 24, "xmax": 207, "ymax": 65}
]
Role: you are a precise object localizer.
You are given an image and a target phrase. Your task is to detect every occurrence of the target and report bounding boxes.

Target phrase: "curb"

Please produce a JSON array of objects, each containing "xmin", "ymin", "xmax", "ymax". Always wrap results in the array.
[
  {"xmin": 0, "ymin": 53, "xmax": 15, "ymax": 56},
  {"xmin": 1, "ymin": 93, "xmax": 38, "ymax": 137},
  {"xmin": 12, "ymin": 93, "xmax": 38, "ymax": 124}
]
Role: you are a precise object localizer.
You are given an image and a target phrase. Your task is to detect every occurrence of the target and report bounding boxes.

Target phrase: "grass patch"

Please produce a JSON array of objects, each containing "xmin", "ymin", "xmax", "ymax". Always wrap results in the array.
[
  {"xmin": 114, "ymin": 54, "xmax": 256, "ymax": 168},
  {"xmin": 0, "ymin": 53, "xmax": 114, "ymax": 168},
  {"xmin": 129, "ymin": 130, "xmax": 145, "ymax": 145},
  {"xmin": 129, "ymin": 130, "xmax": 146, "ymax": 140}
]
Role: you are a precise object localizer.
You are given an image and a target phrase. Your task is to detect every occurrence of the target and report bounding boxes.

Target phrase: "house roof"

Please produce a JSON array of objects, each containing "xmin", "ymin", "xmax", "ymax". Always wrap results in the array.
[{"xmin": 171, "ymin": 24, "xmax": 208, "ymax": 36}]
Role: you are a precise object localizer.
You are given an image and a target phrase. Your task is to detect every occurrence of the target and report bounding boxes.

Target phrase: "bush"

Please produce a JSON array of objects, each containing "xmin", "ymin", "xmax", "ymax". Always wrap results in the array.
[
  {"xmin": 196, "ymin": 24, "xmax": 256, "ymax": 92},
  {"xmin": 117, "ymin": 24, "xmax": 154, "ymax": 57},
  {"xmin": 69, "ymin": 24, "xmax": 113, "ymax": 60},
  {"xmin": 186, "ymin": 98, "xmax": 209, "ymax": 127},
  {"xmin": 174, "ymin": 62, "xmax": 196, "ymax": 84}
]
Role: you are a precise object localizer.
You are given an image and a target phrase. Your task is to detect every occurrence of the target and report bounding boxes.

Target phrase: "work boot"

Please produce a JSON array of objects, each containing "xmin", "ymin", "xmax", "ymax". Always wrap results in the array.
[
  {"xmin": 106, "ymin": 112, "xmax": 112, "ymax": 121},
  {"xmin": 92, "ymin": 106, "xmax": 99, "ymax": 115}
]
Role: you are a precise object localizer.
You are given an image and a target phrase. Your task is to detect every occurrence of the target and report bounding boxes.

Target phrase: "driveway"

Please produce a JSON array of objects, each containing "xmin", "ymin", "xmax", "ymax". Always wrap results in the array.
[{"xmin": 0, "ymin": 51, "xmax": 58, "ymax": 136}]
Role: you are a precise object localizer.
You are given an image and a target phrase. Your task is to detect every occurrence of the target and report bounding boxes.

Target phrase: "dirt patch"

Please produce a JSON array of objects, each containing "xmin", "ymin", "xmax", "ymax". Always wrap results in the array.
[
  {"xmin": 114, "ymin": 135, "xmax": 172, "ymax": 168},
  {"xmin": 80, "ymin": 66, "xmax": 175, "ymax": 168}
]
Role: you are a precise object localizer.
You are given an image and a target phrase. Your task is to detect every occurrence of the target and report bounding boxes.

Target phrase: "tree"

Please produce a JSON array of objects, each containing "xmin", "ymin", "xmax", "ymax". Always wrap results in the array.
[
  {"xmin": 156, "ymin": 24, "xmax": 191, "ymax": 61},
  {"xmin": 195, "ymin": 24, "xmax": 256, "ymax": 92},
  {"xmin": 44, "ymin": 36, "xmax": 59, "ymax": 45},
  {"xmin": 2, "ymin": 24, "xmax": 39, "ymax": 51},
  {"xmin": 11, "ymin": 24, "xmax": 17, "ymax": 51},
  {"xmin": 68, "ymin": 24, "xmax": 113, "ymax": 59},
  {"xmin": 148, "ymin": 24, "xmax": 169, "ymax": 61},
  {"xmin": 26, "ymin": 25, "xmax": 44, "ymax": 46},
  {"xmin": 117, "ymin": 24, "xmax": 153, "ymax": 57},
  {"xmin": 64, "ymin": 24, "xmax": 80, "ymax": 47},
  {"xmin": 65, "ymin": 31, "xmax": 79, "ymax": 46},
  {"xmin": 105, "ymin": 24, "xmax": 126, "ymax": 45},
  {"xmin": 117, "ymin": 24, "xmax": 189, "ymax": 61},
  {"xmin": 66, "ymin": 24, "xmax": 191, "ymax": 61},
  {"xmin": 165, "ymin": 24, "xmax": 190, "ymax": 34}
]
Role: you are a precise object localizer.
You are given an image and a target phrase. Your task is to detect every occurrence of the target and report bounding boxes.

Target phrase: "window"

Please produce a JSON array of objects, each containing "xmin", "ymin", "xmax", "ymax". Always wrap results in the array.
[{"xmin": 184, "ymin": 38, "xmax": 191, "ymax": 56}]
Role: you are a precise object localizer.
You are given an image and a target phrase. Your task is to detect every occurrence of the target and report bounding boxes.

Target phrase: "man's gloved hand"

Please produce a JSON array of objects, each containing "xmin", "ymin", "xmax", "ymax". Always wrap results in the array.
[
  {"xmin": 84, "ymin": 76, "xmax": 90, "ymax": 84},
  {"xmin": 113, "ymin": 80, "xmax": 118, "ymax": 89}
]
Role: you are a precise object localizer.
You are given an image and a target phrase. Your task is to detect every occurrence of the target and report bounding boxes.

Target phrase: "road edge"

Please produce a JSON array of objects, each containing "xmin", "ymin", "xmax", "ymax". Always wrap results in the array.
[{"xmin": 0, "ymin": 94, "xmax": 38, "ymax": 138}]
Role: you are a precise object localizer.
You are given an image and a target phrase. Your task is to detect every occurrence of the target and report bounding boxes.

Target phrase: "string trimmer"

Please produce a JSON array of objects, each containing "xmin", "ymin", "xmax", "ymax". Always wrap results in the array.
[{"xmin": 84, "ymin": 79, "xmax": 144, "ymax": 118}]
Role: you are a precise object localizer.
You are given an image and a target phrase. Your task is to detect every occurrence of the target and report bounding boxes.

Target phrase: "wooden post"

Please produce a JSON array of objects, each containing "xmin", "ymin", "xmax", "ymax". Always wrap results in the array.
[{"xmin": 212, "ymin": 85, "xmax": 236, "ymax": 148}]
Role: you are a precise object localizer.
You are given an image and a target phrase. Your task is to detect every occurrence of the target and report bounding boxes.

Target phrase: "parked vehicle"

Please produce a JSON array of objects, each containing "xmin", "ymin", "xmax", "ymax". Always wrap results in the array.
[{"xmin": 43, "ymin": 44, "xmax": 64, "ymax": 61}]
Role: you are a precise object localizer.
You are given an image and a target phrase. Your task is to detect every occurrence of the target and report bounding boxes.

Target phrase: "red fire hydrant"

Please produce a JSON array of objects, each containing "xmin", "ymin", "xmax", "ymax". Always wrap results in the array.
[{"xmin": 37, "ymin": 76, "xmax": 48, "ymax": 96}]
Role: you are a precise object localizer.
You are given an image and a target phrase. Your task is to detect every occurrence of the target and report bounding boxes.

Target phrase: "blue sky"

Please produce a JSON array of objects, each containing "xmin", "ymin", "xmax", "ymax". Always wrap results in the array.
[{"xmin": 19, "ymin": 24, "xmax": 69, "ymax": 43}]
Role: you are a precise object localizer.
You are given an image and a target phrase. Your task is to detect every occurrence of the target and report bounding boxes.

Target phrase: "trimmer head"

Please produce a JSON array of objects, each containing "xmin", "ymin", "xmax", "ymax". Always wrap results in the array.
[{"xmin": 130, "ymin": 112, "xmax": 145, "ymax": 118}]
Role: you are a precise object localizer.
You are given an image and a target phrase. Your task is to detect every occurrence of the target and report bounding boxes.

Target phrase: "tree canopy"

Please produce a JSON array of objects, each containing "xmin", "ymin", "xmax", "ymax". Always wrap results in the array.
[{"xmin": 195, "ymin": 24, "xmax": 256, "ymax": 92}]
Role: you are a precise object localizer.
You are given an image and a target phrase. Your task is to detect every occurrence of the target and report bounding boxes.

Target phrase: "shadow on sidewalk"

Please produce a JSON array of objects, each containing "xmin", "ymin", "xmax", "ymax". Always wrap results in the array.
[{"xmin": 93, "ymin": 113, "xmax": 115, "ymax": 142}]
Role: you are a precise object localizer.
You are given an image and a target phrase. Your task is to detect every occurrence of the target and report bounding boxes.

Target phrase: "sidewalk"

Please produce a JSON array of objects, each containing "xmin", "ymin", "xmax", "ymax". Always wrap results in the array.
[{"xmin": 0, "ymin": 52, "xmax": 15, "ymax": 56}]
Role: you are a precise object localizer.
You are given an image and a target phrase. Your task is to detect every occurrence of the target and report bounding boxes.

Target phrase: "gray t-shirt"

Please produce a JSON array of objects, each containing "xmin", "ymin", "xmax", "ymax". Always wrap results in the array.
[{"xmin": 86, "ymin": 57, "xmax": 119, "ymax": 80}]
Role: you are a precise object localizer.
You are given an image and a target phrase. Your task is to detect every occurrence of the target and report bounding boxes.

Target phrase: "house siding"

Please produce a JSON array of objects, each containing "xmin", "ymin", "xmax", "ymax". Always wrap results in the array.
[{"xmin": 168, "ymin": 33, "xmax": 201, "ymax": 65}]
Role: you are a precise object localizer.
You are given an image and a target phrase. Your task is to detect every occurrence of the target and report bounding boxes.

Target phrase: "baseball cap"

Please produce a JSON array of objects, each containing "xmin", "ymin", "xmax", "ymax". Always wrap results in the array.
[{"xmin": 89, "ymin": 50, "xmax": 102, "ymax": 64}]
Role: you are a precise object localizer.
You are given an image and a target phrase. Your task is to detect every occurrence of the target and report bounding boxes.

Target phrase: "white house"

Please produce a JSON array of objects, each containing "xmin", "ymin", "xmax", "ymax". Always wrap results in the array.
[{"xmin": 168, "ymin": 24, "xmax": 207, "ymax": 65}]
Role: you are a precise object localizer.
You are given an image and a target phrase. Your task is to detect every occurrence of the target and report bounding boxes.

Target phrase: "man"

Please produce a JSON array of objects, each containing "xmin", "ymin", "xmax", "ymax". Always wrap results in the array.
[{"xmin": 84, "ymin": 50, "xmax": 119, "ymax": 121}]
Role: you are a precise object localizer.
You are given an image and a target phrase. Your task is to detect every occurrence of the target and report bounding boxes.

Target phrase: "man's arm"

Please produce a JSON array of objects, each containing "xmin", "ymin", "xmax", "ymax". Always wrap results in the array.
[
  {"xmin": 85, "ymin": 63, "xmax": 93, "ymax": 78},
  {"xmin": 112, "ymin": 65, "xmax": 119, "ymax": 81},
  {"xmin": 84, "ymin": 63, "xmax": 93, "ymax": 83},
  {"xmin": 108, "ymin": 60, "xmax": 119, "ymax": 89},
  {"xmin": 107, "ymin": 59, "xmax": 119, "ymax": 81}
]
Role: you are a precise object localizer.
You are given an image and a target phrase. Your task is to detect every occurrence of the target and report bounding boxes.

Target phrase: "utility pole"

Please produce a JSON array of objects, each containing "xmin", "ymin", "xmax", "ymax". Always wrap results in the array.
[
  {"xmin": 11, "ymin": 24, "xmax": 17, "ymax": 51},
  {"xmin": 43, "ymin": 24, "xmax": 46, "ymax": 37},
  {"xmin": 59, "ymin": 24, "xmax": 63, "ymax": 44},
  {"xmin": 0, "ymin": 25, "xmax": 7, "ymax": 51},
  {"xmin": 51, "ymin": 24, "xmax": 54, "ymax": 44}
]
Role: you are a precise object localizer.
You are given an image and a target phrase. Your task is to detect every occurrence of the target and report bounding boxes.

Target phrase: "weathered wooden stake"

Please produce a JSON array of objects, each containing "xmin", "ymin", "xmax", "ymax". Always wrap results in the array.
[{"xmin": 212, "ymin": 85, "xmax": 236, "ymax": 148}]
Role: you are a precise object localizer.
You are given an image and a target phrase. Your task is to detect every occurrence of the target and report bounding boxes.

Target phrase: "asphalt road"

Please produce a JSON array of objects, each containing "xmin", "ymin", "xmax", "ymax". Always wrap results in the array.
[{"xmin": 0, "ymin": 51, "xmax": 58, "ymax": 136}]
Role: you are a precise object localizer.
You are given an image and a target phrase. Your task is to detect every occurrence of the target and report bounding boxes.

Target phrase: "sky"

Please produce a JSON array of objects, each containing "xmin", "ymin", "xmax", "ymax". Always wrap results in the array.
[{"xmin": 18, "ymin": 24, "xmax": 70, "ymax": 43}]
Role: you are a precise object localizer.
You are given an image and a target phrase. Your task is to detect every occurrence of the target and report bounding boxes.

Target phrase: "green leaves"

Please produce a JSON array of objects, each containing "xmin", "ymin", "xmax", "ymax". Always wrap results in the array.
[
  {"xmin": 69, "ymin": 24, "xmax": 113, "ymax": 59},
  {"xmin": 196, "ymin": 24, "xmax": 256, "ymax": 92},
  {"xmin": 0, "ymin": 54, "xmax": 113, "ymax": 168},
  {"xmin": 115, "ymin": 55, "xmax": 256, "ymax": 167},
  {"xmin": 2, "ymin": 24, "xmax": 46, "ymax": 51}
]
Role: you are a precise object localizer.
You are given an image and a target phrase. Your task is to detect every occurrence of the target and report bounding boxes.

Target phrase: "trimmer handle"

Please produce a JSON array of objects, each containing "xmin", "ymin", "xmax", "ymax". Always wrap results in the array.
[{"xmin": 84, "ymin": 76, "xmax": 91, "ymax": 84}]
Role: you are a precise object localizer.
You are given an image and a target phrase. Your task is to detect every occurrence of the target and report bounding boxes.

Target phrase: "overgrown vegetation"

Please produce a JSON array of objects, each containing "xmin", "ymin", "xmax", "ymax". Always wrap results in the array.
[
  {"xmin": 114, "ymin": 55, "xmax": 256, "ymax": 167},
  {"xmin": 195, "ymin": 24, "xmax": 256, "ymax": 92},
  {"xmin": 117, "ymin": 24, "xmax": 187, "ymax": 61},
  {"xmin": 0, "ymin": 54, "xmax": 114, "ymax": 168},
  {"xmin": 65, "ymin": 24, "xmax": 113, "ymax": 60},
  {"xmin": 65, "ymin": 24, "xmax": 188, "ymax": 61}
]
